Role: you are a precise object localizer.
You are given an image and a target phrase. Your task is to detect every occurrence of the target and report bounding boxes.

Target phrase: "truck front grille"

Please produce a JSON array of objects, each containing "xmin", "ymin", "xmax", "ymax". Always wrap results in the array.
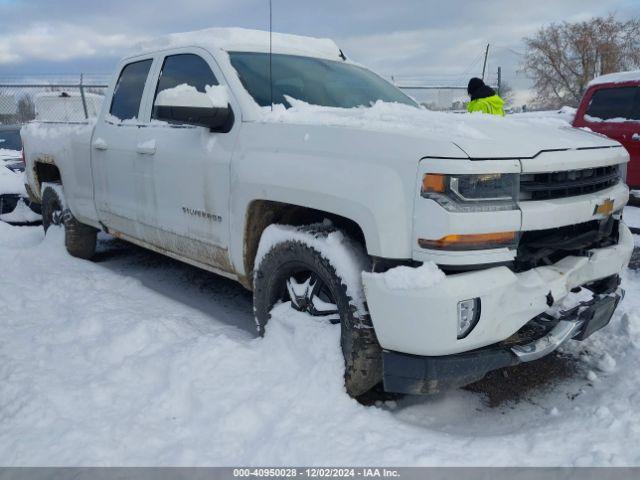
[
  {"xmin": 520, "ymin": 165, "xmax": 620, "ymax": 200},
  {"xmin": 514, "ymin": 217, "xmax": 619, "ymax": 271}
]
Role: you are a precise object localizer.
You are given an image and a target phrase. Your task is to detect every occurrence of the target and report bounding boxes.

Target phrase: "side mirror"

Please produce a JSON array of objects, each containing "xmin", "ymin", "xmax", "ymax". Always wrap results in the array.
[{"xmin": 153, "ymin": 85, "xmax": 234, "ymax": 133}]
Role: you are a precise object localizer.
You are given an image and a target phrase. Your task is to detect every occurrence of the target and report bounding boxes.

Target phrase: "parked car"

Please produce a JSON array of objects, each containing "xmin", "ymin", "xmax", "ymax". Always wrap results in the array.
[
  {"xmin": 573, "ymin": 71, "xmax": 640, "ymax": 187},
  {"xmin": 0, "ymin": 125, "xmax": 41, "ymax": 224},
  {"xmin": 21, "ymin": 28, "xmax": 633, "ymax": 398}
]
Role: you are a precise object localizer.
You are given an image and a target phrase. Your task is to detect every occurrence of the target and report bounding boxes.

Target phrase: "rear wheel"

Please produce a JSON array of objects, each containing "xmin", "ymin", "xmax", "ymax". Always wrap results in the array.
[
  {"xmin": 41, "ymin": 183, "xmax": 97, "ymax": 259},
  {"xmin": 253, "ymin": 224, "xmax": 382, "ymax": 397}
]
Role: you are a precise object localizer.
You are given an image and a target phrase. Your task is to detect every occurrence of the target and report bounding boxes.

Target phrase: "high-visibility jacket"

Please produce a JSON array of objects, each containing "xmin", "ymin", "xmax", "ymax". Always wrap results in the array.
[{"xmin": 467, "ymin": 94, "xmax": 505, "ymax": 116}]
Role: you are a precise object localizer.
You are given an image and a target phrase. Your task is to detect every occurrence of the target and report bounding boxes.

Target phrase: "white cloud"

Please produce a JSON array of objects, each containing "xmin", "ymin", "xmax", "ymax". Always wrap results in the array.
[{"xmin": 0, "ymin": 23, "xmax": 150, "ymax": 65}]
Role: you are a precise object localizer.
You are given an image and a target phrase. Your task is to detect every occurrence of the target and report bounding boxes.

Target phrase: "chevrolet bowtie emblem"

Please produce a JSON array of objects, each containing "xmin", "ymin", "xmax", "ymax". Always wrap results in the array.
[{"xmin": 594, "ymin": 198, "xmax": 614, "ymax": 216}]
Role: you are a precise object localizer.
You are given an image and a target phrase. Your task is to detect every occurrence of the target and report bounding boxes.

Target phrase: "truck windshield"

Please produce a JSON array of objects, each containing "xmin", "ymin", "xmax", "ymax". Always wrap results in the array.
[{"xmin": 228, "ymin": 52, "xmax": 418, "ymax": 109}]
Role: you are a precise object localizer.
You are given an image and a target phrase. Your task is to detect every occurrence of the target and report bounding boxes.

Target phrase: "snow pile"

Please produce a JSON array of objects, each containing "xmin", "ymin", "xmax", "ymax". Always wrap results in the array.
[
  {"xmin": 255, "ymin": 223, "xmax": 370, "ymax": 314},
  {"xmin": 206, "ymin": 85, "xmax": 229, "ymax": 108},
  {"xmin": 0, "ymin": 148, "xmax": 21, "ymax": 161},
  {"xmin": 367, "ymin": 261, "xmax": 445, "ymax": 290},
  {"xmin": 138, "ymin": 27, "xmax": 342, "ymax": 61},
  {"xmin": 624, "ymin": 206, "xmax": 640, "ymax": 230},
  {"xmin": 588, "ymin": 70, "xmax": 640, "ymax": 87},
  {"xmin": 264, "ymin": 97, "xmax": 490, "ymax": 141},
  {"xmin": 260, "ymin": 97, "xmax": 596, "ymax": 150},
  {"xmin": 509, "ymin": 106, "xmax": 576, "ymax": 125},
  {"xmin": 1, "ymin": 223, "xmax": 640, "ymax": 465},
  {"xmin": 0, "ymin": 199, "xmax": 41, "ymax": 224},
  {"xmin": 0, "ymin": 161, "xmax": 26, "ymax": 195},
  {"xmin": 155, "ymin": 84, "xmax": 229, "ymax": 109}
]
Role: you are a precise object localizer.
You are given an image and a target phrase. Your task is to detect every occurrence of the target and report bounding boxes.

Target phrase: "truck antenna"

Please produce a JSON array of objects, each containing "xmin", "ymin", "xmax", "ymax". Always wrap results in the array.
[{"xmin": 269, "ymin": 0, "xmax": 273, "ymax": 112}]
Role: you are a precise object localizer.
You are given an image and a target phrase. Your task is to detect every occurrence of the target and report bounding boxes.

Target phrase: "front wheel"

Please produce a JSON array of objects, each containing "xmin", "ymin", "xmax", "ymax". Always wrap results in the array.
[
  {"xmin": 41, "ymin": 183, "xmax": 97, "ymax": 260},
  {"xmin": 253, "ymin": 224, "xmax": 382, "ymax": 397}
]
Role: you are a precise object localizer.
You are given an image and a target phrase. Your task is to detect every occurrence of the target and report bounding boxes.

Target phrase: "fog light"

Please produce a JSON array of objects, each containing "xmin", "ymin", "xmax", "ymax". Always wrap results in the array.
[{"xmin": 457, "ymin": 298, "xmax": 481, "ymax": 339}]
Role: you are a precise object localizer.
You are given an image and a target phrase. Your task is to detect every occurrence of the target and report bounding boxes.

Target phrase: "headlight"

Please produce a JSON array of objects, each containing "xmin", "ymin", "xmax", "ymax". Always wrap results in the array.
[
  {"xmin": 421, "ymin": 173, "xmax": 519, "ymax": 212},
  {"xmin": 619, "ymin": 162, "xmax": 628, "ymax": 185}
]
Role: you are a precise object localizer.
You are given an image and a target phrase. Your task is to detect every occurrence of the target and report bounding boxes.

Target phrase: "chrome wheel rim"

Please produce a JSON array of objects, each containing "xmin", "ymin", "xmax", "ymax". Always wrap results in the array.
[{"xmin": 285, "ymin": 272, "xmax": 340, "ymax": 323}]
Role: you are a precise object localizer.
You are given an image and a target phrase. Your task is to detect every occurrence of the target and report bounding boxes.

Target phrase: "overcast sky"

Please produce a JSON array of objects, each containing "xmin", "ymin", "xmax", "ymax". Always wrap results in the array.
[{"xmin": 0, "ymin": 0, "xmax": 638, "ymax": 105}]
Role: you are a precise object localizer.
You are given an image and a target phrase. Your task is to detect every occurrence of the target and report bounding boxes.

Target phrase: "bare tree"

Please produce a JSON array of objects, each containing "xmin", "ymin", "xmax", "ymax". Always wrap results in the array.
[
  {"xmin": 17, "ymin": 94, "xmax": 36, "ymax": 123},
  {"xmin": 497, "ymin": 82, "xmax": 515, "ymax": 106},
  {"xmin": 523, "ymin": 14, "xmax": 640, "ymax": 108}
]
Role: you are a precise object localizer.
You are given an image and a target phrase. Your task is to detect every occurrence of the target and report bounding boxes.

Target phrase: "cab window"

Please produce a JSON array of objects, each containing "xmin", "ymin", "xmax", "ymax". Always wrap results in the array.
[
  {"xmin": 152, "ymin": 54, "xmax": 219, "ymax": 119},
  {"xmin": 109, "ymin": 59, "xmax": 153, "ymax": 121}
]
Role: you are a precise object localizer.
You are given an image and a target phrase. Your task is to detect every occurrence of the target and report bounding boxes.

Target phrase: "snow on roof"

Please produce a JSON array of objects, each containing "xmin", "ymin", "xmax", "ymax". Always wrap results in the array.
[
  {"xmin": 588, "ymin": 70, "xmax": 640, "ymax": 87},
  {"xmin": 136, "ymin": 27, "xmax": 343, "ymax": 61}
]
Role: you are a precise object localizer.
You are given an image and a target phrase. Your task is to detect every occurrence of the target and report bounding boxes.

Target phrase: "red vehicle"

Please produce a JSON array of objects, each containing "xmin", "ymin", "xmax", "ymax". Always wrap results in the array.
[{"xmin": 573, "ymin": 71, "xmax": 640, "ymax": 187}]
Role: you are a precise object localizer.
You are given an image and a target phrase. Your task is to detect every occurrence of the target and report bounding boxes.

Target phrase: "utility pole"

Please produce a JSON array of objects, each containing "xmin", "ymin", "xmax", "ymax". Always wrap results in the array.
[
  {"xmin": 497, "ymin": 66, "xmax": 502, "ymax": 95},
  {"xmin": 481, "ymin": 44, "xmax": 490, "ymax": 80}
]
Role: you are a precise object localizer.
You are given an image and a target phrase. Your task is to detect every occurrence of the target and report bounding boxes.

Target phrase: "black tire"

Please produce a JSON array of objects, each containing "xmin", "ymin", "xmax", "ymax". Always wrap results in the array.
[
  {"xmin": 253, "ymin": 224, "xmax": 382, "ymax": 398},
  {"xmin": 41, "ymin": 184, "xmax": 97, "ymax": 260}
]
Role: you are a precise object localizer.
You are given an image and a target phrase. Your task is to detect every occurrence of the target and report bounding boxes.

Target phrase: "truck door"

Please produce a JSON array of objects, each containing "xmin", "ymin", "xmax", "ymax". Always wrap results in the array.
[
  {"xmin": 575, "ymin": 85, "xmax": 640, "ymax": 187},
  {"xmin": 134, "ymin": 50, "xmax": 239, "ymax": 273},
  {"xmin": 91, "ymin": 57, "xmax": 155, "ymax": 237}
]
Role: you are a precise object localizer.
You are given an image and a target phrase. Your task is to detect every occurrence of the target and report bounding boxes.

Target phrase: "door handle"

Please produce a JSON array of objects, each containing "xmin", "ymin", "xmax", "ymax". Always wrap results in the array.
[
  {"xmin": 136, "ymin": 139, "xmax": 156, "ymax": 155},
  {"xmin": 93, "ymin": 138, "xmax": 108, "ymax": 150},
  {"xmin": 632, "ymin": 133, "xmax": 640, "ymax": 142}
]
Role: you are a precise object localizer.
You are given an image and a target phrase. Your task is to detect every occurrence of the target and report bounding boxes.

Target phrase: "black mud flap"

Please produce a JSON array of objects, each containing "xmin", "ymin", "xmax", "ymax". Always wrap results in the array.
[{"xmin": 573, "ymin": 293, "xmax": 621, "ymax": 341}]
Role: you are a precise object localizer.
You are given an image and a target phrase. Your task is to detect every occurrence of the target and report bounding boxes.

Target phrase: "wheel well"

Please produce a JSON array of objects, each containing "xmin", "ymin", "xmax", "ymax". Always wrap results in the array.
[
  {"xmin": 35, "ymin": 162, "xmax": 61, "ymax": 191},
  {"xmin": 241, "ymin": 200, "xmax": 367, "ymax": 289}
]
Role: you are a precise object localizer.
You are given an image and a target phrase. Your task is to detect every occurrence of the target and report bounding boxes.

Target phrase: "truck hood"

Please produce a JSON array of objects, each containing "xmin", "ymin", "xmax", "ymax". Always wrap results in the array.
[
  {"xmin": 451, "ymin": 121, "xmax": 619, "ymax": 159},
  {"xmin": 260, "ymin": 100, "xmax": 620, "ymax": 159}
]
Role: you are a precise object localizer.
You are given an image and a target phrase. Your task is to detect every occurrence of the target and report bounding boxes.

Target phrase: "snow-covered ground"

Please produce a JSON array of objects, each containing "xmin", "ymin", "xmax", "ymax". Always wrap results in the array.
[
  {"xmin": 1, "ymin": 223, "xmax": 640, "ymax": 466},
  {"xmin": 624, "ymin": 205, "xmax": 640, "ymax": 230}
]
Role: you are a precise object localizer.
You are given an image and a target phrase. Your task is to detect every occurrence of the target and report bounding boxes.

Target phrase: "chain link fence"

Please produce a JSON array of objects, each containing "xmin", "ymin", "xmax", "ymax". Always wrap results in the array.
[{"xmin": 0, "ymin": 76, "xmax": 109, "ymax": 125}]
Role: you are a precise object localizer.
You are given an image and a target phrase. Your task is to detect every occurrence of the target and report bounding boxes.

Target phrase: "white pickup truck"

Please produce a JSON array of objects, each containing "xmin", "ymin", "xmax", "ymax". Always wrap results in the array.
[{"xmin": 21, "ymin": 28, "xmax": 634, "ymax": 398}]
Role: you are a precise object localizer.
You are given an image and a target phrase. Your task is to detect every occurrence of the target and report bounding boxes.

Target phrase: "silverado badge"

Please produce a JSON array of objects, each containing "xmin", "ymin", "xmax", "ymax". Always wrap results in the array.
[{"xmin": 593, "ymin": 198, "xmax": 614, "ymax": 216}]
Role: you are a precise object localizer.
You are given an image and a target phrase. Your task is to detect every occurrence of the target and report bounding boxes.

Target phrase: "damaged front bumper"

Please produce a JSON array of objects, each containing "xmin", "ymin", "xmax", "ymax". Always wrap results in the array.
[
  {"xmin": 363, "ymin": 224, "xmax": 633, "ymax": 356},
  {"xmin": 381, "ymin": 285, "xmax": 623, "ymax": 395},
  {"xmin": 362, "ymin": 222, "xmax": 634, "ymax": 395}
]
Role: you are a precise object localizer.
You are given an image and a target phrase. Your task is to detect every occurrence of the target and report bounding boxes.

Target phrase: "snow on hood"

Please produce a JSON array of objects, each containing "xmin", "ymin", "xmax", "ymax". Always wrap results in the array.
[
  {"xmin": 261, "ymin": 98, "xmax": 619, "ymax": 159},
  {"xmin": 137, "ymin": 27, "xmax": 342, "ymax": 61}
]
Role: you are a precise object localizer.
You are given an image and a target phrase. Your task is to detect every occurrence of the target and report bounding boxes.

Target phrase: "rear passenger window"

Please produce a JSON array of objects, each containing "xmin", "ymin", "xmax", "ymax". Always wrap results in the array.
[
  {"xmin": 586, "ymin": 86, "xmax": 640, "ymax": 121},
  {"xmin": 109, "ymin": 59, "xmax": 152, "ymax": 121},
  {"xmin": 152, "ymin": 54, "xmax": 218, "ymax": 119}
]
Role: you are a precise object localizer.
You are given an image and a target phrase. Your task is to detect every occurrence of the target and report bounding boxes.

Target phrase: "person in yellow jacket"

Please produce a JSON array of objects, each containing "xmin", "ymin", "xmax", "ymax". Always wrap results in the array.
[{"xmin": 466, "ymin": 77, "xmax": 505, "ymax": 116}]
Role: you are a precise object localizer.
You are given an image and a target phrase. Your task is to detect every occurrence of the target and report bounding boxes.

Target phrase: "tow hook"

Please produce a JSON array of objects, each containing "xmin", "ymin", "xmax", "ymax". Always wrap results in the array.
[{"xmin": 546, "ymin": 291, "xmax": 554, "ymax": 307}]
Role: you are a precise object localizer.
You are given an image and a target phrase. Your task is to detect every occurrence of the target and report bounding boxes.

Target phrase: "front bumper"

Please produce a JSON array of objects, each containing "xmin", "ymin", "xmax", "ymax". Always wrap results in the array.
[
  {"xmin": 362, "ymin": 223, "xmax": 633, "ymax": 357},
  {"xmin": 382, "ymin": 287, "xmax": 623, "ymax": 395}
]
